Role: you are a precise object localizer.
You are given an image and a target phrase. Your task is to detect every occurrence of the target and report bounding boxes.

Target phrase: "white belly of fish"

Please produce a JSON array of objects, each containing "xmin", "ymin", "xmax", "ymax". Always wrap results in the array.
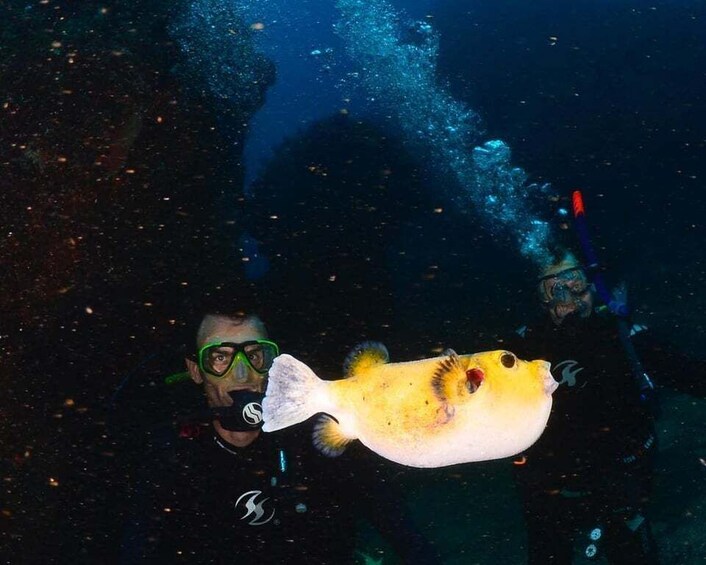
[{"xmin": 342, "ymin": 399, "xmax": 553, "ymax": 468}]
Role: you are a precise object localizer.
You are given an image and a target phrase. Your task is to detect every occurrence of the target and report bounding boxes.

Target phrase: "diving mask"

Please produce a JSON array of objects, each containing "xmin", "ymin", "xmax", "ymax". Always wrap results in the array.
[
  {"xmin": 539, "ymin": 267, "xmax": 592, "ymax": 306},
  {"xmin": 197, "ymin": 340, "xmax": 279, "ymax": 378}
]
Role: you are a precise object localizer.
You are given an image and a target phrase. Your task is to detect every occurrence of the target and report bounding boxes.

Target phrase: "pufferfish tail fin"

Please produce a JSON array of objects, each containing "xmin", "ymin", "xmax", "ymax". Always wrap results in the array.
[{"xmin": 262, "ymin": 354, "xmax": 327, "ymax": 432}]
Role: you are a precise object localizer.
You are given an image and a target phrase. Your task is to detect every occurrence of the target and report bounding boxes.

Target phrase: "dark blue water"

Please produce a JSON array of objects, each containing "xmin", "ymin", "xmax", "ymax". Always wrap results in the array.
[{"xmin": 239, "ymin": 0, "xmax": 437, "ymax": 189}]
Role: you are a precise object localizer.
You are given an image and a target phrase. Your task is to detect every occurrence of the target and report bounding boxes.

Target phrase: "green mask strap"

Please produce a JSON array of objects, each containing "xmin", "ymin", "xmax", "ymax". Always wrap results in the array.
[{"xmin": 164, "ymin": 371, "xmax": 192, "ymax": 385}]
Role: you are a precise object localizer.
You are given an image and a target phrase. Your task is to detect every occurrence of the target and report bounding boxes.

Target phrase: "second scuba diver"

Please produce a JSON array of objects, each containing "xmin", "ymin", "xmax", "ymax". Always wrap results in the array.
[{"xmin": 505, "ymin": 248, "xmax": 706, "ymax": 564}]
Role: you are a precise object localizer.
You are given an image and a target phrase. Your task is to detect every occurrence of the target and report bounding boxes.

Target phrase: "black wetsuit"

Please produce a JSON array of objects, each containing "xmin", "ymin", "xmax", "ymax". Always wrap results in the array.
[
  {"xmin": 506, "ymin": 311, "xmax": 706, "ymax": 564},
  {"xmin": 119, "ymin": 387, "xmax": 439, "ymax": 564}
]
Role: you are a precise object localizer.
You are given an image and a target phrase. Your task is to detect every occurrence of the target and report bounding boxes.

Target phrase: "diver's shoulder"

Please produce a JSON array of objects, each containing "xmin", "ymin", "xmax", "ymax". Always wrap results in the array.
[
  {"xmin": 505, "ymin": 319, "xmax": 546, "ymax": 354},
  {"xmin": 628, "ymin": 322, "xmax": 650, "ymax": 337},
  {"xmin": 514, "ymin": 316, "xmax": 548, "ymax": 339},
  {"xmin": 593, "ymin": 309, "xmax": 652, "ymax": 336}
]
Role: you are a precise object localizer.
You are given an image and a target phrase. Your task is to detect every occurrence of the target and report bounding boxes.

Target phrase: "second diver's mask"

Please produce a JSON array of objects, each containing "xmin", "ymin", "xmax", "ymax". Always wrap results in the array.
[{"xmin": 539, "ymin": 266, "xmax": 593, "ymax": 321}]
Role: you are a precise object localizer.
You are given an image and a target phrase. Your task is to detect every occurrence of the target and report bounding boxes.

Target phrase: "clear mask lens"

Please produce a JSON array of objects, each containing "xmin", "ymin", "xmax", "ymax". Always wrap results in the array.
[
  {"xmin": 544, "ymin": 268, "xmax": 589, "ymax": 304},
  {"xmin": 199, "ymin": 341, "xmax": 279, "ymax": 377}
]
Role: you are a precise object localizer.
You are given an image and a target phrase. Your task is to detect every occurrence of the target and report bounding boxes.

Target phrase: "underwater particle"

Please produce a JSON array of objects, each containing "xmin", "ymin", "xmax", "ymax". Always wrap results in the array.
[
  {"xmin": 48, "ymin": 477, "xmax": 59, "ymax": 487},
  {"xmin": 250, "ymin": 22, "xmax": 265, "ymax": 31},
  {"xmin": 85, "ymin": 306, "xmax": 94, "ymax": 314},
  {"xmin": 63, "ymin": 398, "xmax": 75, "ymax": 407}
]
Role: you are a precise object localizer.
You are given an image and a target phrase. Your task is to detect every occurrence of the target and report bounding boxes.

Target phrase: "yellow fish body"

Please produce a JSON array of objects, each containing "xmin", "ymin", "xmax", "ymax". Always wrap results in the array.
[{"xmin": 262, "ymin": 342, "xmax": 557, "ymax": 468}]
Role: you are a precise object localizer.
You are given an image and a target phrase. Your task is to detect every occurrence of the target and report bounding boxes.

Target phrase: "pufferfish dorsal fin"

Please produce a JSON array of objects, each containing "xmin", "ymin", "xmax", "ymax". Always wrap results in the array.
[
  {"xmin": 343, "ymin": 341, "xmax": 390, "ymax": 378},
  {"xmin": 431, "ymin": 351, "xmax": 468, "ymax": 402}
]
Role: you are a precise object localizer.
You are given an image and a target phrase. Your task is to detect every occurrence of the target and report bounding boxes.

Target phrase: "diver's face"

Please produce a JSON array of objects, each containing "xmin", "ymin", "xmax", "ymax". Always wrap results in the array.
[
  {"xmin": 539, "ymin": 269, "xmax": 594, "ymax": 325},
  {"xmin": 187, "ymin": 315, "xmax": 268, "ymax": 408}
]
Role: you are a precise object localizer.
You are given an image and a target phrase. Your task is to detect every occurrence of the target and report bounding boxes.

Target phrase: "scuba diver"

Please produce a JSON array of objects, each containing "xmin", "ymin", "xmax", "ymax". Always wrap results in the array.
[
  {"xmin": 116, "ymin": 297, "xmax": 441, "ymax": 564},
  {"xmin": 505, "ymin": 248, "xmax": 706, "ymax": 564}
]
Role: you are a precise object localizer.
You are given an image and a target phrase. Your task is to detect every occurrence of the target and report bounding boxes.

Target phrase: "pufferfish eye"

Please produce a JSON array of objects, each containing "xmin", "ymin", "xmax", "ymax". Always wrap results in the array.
[{"xmin": 500, "ymin": 352, "xmax": 516, "ymax": 369}]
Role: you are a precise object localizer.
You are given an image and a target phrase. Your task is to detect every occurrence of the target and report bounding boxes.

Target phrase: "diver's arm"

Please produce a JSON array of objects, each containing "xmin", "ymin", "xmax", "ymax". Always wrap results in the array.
[{"xmin": 632, "ymin": 325, "xmax": 706, "ymax": 397}]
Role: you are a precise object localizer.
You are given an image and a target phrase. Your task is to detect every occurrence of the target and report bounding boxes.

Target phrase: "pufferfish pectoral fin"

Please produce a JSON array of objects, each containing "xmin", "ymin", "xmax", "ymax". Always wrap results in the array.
[
  {"xmin": 343, "ymin": 341, "xmax": 390, "ymax": 377},
  {"xmin": 431, "ymin": 351, "xmax": 482, "ymax": 402},
  {"xmin": 313, "ymin": 415, "xmax": 356, "ymax": 457}
]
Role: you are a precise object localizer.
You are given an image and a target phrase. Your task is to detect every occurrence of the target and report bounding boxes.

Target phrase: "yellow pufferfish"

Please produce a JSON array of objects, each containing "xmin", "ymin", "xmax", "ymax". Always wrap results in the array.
[{"xmin": 262, "ymin": 342, "xmax": 557, "ymax": 468}]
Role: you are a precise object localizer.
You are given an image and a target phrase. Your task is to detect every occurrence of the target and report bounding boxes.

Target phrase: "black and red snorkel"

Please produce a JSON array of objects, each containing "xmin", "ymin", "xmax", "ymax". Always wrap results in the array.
[
  {"xmin": 571, "ymin": 190, "xmax": 628, "ymax": 317},
  {"xmin": 570, "ymin": 189, "xmax": 658, "ymax": 415}
]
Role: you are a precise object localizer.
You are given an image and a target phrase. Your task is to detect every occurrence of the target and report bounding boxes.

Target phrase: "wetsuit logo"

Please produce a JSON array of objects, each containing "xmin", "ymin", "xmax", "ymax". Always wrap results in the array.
[
  {"xmin": 553, "ymin": 360, "xmax": 584, "ymax": 387},
  {"xmin": 242, "ymin": 402, "xmax": 263, "ymax": 425},
  {"xmin": 235, "ymin": 490, "xmax": 275, "ymax": 526}
]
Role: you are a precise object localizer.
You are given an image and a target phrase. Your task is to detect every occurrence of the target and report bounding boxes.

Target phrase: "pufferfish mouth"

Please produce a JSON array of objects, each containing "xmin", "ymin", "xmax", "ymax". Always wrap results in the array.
[{"xmin": 541, "ymin": 362, "xmax": 559, "ymax": 394}]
